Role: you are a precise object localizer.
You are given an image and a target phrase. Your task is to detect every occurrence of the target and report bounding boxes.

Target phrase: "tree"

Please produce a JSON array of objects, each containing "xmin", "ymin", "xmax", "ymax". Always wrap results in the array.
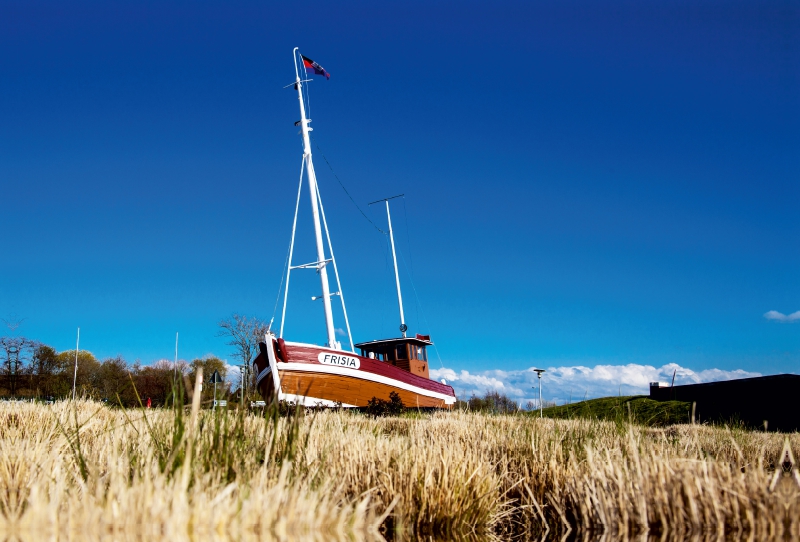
[
  {"xmin": 217, "ymin": 314, "xmax": 268, "ymax": 365},
  {"xmin": 131, "ymin": 360, "xmax": 175, "ymax": 407},
  {"xmin": 56, "ymin": 350, "xmax": 100, "ymax": 399},
  {"xmin": 31, "ymin": 344, "xmax": 70, "ymax": 398},
  {"xmin": 173, "ymin": 359, "xmax": 191, "ymax": 376},
  {"xmin": 96, "ymin": 356, "xmax": 133, "ymax": 404},
  {"xmin": 217, "ymin": 314, "xmax": 268, "ymax": 400},
  {"xmin": 456, "ymin": 391, "xmax": 520, "ymax": 414},
  {"xmin": 32, "ymin": 344, "xmax": 63, "ymax": 375}
]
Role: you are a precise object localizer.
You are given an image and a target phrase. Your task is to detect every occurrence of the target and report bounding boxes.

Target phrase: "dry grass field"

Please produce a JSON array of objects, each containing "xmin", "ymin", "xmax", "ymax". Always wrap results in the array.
[{"xmin": 2, "ymin": 382, "xmax": 800, "ymax": 541}]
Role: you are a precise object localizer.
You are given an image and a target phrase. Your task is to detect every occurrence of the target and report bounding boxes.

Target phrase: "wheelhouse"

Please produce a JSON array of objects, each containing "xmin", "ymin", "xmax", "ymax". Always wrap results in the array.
[{"xmin": 355, "ymin": 334, "xmax": 432, "ymax": 379}]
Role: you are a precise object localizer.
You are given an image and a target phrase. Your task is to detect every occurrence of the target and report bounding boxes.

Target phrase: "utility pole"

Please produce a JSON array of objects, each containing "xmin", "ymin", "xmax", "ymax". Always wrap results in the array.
[
  {"xmin": 533, "ymin": 369, "xmax": 545, "ymax": 418},
  {"xmin": 239, "ymin": 364, "xmax": 248, "ymax": 407}
]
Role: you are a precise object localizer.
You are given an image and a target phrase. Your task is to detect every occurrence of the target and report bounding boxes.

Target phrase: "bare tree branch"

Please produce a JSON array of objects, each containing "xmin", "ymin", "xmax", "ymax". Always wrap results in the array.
[{"xmin": 216, "ymin": 314, "xmax": 268, "ymax": 366}]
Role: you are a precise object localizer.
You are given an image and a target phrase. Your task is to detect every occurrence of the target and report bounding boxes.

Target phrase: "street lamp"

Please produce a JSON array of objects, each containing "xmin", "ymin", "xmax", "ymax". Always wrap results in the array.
[{"xmin": 533, "ymin": 369, "xmax": 545, "ymax": 418}]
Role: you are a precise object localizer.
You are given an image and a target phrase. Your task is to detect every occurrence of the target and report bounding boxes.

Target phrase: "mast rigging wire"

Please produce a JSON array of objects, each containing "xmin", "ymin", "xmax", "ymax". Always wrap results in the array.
[
  {"xmin": 314, "ymin": 178, "xmax": 355, "ymax": 352},
  {"xmin": 396, "ymin": 246, "xmax": 445, "ymax": 370},
  {"xmin": 270, "ymin": 246, "xmax": 291, "ymax": 329},
  {"xmin": 311, "ymin": 135, "xmax": 386, "ymax": 235},
  {"xmin": 304, "ymin": 77, "xmax": 312, "ymax": 120},
  {"xmin": 401, "ymin": 197, "xmax": 420, "ymax": 332},
  {"xmin": 379, "ymin": 231, "xmax": 391, "ymax": 338},
  {"xmin": 279, "ymin": 156, "xmax": 306, "ymax": 338}
]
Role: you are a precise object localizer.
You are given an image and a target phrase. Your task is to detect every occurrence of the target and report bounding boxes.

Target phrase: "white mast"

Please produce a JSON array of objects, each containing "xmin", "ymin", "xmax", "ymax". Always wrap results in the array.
[
  {"xmin": 292, "ymin": 48, "xmax": 338, "ymax": 349},
  {"xmin": 370, "ymin": 195, "xmax": 406, "ymax": 338},
  {"xmin": 386, "ymin": 201, "xmax": 406, "ymax": 338}
]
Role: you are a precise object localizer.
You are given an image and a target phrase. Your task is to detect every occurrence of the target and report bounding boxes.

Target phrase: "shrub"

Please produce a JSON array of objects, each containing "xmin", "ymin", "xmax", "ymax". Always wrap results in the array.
[
  {"xmin": 365, "ymin": 391, "xmax": 404, "ymax": 417},
  {"xmin": 456, "ymin": 390, "xmax": 519, "ymax": 414}
]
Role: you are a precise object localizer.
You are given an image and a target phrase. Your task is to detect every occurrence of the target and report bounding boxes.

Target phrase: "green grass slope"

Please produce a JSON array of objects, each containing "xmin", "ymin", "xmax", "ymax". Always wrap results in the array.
[{"xmin": 538, "ymin": 395, "xmax": 692, "ymax": 427}]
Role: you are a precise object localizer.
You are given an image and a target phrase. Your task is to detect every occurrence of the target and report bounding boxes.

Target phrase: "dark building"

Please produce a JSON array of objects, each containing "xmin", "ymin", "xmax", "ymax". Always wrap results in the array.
[{"xmin": 649, "ymin": 374, "xmax": 800, "ymax": 432}]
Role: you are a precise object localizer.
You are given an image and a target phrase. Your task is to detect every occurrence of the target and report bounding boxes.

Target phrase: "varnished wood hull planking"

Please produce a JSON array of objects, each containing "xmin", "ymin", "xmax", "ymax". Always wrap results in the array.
[
  {"xmin": 254, "ymin": 340, "xmax": 456, "ymax": 408},
  {"xmin": 262, "ymin": 370, "xmax": 447, "ymax": 408}
]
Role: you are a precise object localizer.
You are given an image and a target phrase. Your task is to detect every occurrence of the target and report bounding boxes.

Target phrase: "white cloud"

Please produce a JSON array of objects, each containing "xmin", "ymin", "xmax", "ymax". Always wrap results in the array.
[
  {"xmin": 335, "ymin": 327, "xmax": 347, "ymax": 337},
  {"xmin": 431, "ymin": 368, "xmax": 521, "ymax": 395},
  {"xmin": 432, "ymin": 363, "xmax": 761, "ymax": 406},
  {"xmin": 764, "ymin": 310, "xmax": 800, "ymax": 323}
]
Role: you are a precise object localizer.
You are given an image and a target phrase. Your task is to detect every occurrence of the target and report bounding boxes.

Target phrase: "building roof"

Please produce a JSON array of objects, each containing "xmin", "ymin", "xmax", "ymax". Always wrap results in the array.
[{"xmin": 652, "ymin": 373, "xmax": 800, "ymax": 392}]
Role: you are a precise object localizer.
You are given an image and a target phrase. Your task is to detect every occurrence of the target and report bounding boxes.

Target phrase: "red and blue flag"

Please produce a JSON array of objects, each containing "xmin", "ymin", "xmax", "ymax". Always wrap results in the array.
[{"xmin": 301, "ymin": 55, "xmax": 330, "ymax": 80}]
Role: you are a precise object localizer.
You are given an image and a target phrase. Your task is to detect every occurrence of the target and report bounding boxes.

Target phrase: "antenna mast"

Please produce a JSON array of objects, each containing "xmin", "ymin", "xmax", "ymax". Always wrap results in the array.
[
  {"xmin": 370, "ymin": 195, "xmax": 406, "ymax": 337},
  {"xmin": 292, "ymin": 48, "xmax": 338, "ymax": 349}
]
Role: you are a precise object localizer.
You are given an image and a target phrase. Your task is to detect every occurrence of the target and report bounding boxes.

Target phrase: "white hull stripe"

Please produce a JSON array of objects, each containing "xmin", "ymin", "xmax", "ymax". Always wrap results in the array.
[
  {"xmin": 255, "ymin": 366, "xmax": 272, "ymax": 387},
  {"xmin": 282, "ymin": 393, "xmax": 356, "ymax": 408},
  {"xmin": 276, "ymin": 362, "xmax": 456, "ymax": 404}
]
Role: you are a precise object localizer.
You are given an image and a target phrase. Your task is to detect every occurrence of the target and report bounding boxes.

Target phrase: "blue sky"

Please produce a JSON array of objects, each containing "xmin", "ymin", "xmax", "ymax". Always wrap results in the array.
[{"xmin": 2, "ymin": 0, "xmax": 798, "ymax": 401}]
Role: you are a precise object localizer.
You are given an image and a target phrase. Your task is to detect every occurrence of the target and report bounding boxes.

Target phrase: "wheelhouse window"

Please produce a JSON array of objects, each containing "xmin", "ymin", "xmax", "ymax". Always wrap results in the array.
[{"xmin": 395, "ymin": 344, "xmax": 408, "ymax": 360}]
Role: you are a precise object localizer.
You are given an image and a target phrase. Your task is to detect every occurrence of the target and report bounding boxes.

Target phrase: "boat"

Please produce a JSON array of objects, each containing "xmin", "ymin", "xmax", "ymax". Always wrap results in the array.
[{"xmin": 252, "ymin": 48, "xmax": 456, "ymax": 408}]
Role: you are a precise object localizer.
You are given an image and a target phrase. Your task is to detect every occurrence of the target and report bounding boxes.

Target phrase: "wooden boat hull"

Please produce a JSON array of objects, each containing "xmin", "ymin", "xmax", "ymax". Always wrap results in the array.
[{"xmin": 253, "ymin": 338, "xmax": 456, "ymax": 408}]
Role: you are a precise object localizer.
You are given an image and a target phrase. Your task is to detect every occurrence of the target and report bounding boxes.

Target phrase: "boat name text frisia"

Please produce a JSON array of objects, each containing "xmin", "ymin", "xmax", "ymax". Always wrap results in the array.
[{"xmin": 318, "ymin": 352, "xmax": 360, "ymax": 369}]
